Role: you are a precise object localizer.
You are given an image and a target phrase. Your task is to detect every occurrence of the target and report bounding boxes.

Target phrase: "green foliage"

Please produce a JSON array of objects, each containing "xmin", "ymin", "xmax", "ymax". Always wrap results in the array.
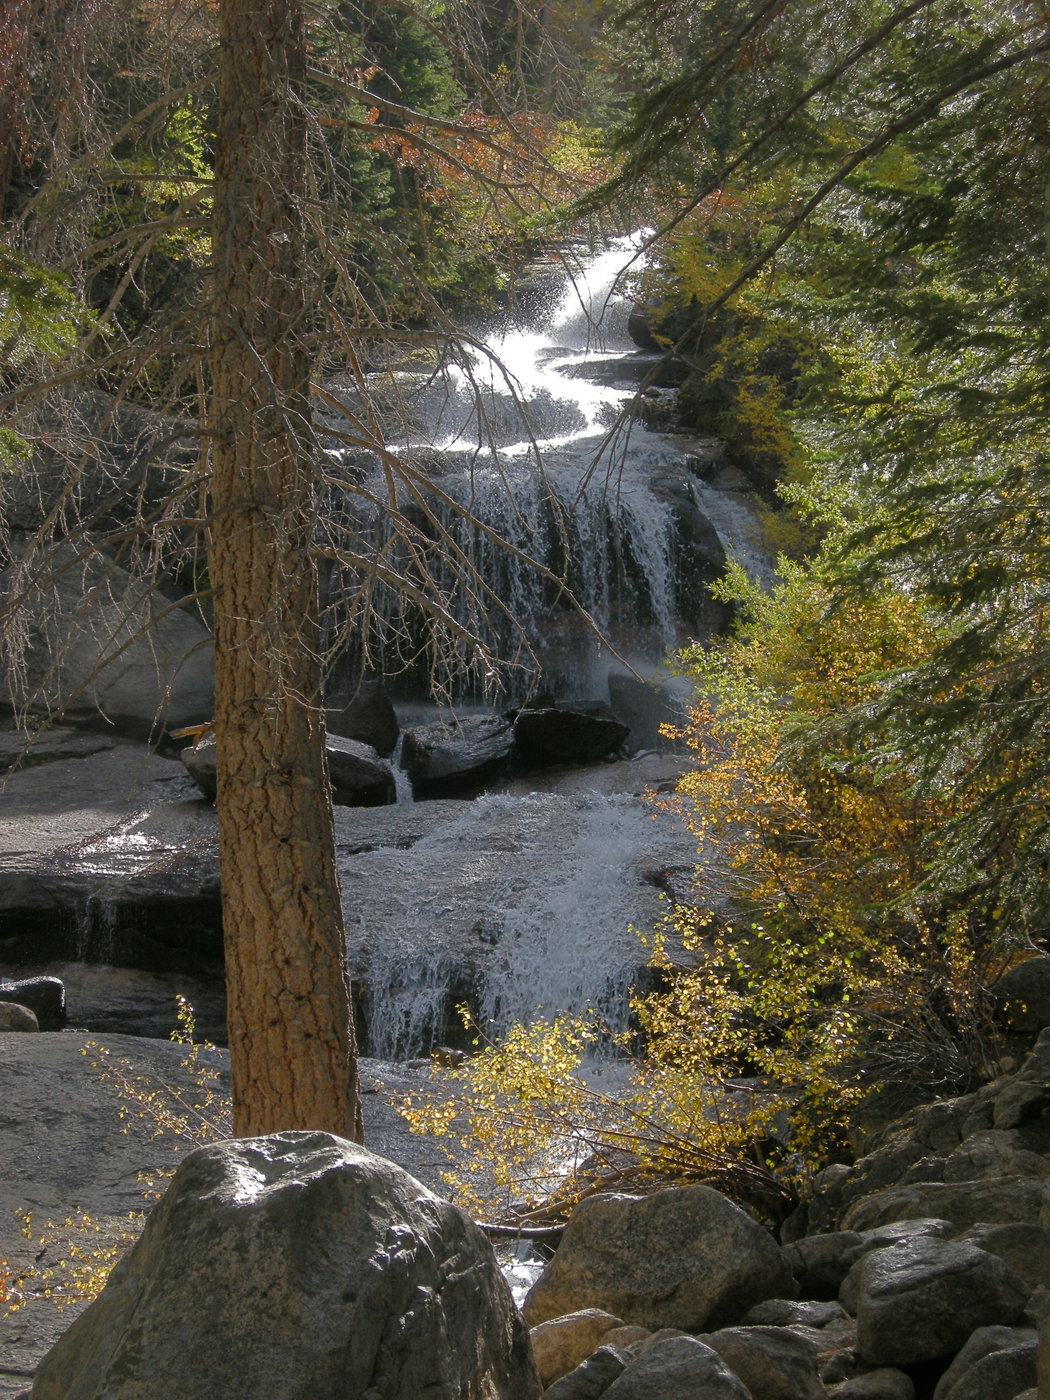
[{"xmin": 0, "ymin": 246, "xmax": 87, "ymax": 369}]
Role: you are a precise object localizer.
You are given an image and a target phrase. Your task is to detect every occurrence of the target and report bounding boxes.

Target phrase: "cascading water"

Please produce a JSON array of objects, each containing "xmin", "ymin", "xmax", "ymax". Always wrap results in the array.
[{"xmin": 319, "ymin": 232, "xmax": 762, "ymax": 702}]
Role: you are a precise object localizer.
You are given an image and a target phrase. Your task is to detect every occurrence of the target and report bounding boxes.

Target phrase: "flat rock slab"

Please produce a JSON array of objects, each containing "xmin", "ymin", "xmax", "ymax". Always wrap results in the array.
[{"xmin": 0, "ymin": 1032, "xmax": 446, "ymax": 1398}]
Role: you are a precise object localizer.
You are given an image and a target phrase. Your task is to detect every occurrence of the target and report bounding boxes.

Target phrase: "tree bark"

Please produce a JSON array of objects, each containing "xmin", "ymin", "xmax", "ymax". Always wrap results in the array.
[{"xmin": 208, "ymin": 0, "xmax": 362, "ymax": 1140}]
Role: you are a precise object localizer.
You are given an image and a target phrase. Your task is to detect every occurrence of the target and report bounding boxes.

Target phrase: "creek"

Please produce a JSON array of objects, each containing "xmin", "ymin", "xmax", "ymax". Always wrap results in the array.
[{"xmin": 0, "ymin": 235, "xmax": 767, "ymax": 1061}]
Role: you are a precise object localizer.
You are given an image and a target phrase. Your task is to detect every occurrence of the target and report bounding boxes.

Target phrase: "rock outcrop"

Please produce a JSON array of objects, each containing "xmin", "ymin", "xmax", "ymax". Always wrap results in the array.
[{"xmin": 30, "ymin": 1132, "xmax": 541, "ymax": 1400}]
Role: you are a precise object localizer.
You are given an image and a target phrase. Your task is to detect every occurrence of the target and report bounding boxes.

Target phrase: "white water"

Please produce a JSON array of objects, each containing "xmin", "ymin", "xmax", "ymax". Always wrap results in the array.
[{"xmin": 322, "ymin": 231, "xmax": 769, "ymax": 701}]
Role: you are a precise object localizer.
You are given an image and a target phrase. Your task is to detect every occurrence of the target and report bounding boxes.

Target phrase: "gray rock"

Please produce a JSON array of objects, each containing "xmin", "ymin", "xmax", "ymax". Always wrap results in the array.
[
  {"xmin": 827, "ymin": 1369, "xmax": 914, "ymax": 1400},
  {"xmin": 181, "ymin": 731, "xmax": 395, "ymax": 807},
  {"xmin": 513, "ymin": 707, "xmax": 630, "ymax": 768},
  {"xmin": 30, "ymin": 1132, "xmax": 541, "ymax": 1400},
  {"xmin": 957, "ymin": 1223, "xmax": 1050, "ymax": 1291},
  {"xmin": 844, "ymin": 1237, "xmax": 1029, "ymax": 1366},
  {"xmin": 523, "ymin": 1185, "xmax": 791, "ymax": 1332},
  {"xmin": 529, "ymin": 1308, "xmax": 625, "ymax": 1387},
  {"xmin": 400, "ymin": 714, "xmax": 514, "ymax": 795},
  {"xmin": 326, "ymin": 734, "xmax": 396, "ymax": 806},
  {"xmin": 0, "ymin": 976, "xmax": 65, "ymax": 1030},
  {"xmin": 939, "ymin": 1340, "xmax": 1037, "ymax": 1400},
  {"xmin": 0, "ymin": 1002, "xmax": 38, "ymax": 1031},
  {"xmin": 327, "ymin": 681, "xmax": 398, "ymax": 756},
  {"xmin": 782, "ymin": 1231, "xmax": 866, "ymax": 1298},
  {"xmin": 745, "ymin": 1298, "xmax": 846, "ymax": 1328},
  {"xmin": 942, "ymin": 1128, "xmax": 1050, "ymax": 1183},
  {"xmin": 933, "ymin": 1325, "xmax": 1037, "ymax": 1400},
  {"xmin": 543, "ymin": 1344, "xmax": 631, "ymax": 1400},
  {"xmin": 990, "ymin": 956, "xmax": 1050, "ymax": 1033},
  {"xmin": 3, "ymin": 538, "xmax": 213, "ymax": 741},
  {"xmin": 841, "ymin": 1177, "xmax": 1050, "ymax": 1234},
  {"xmin": 602, "ymin": 1336, "xmax": 752, "ymax": 1400},
  {"xmin": 701, "ymin": 1324, "xmax": 824, "ymax": 1400}
]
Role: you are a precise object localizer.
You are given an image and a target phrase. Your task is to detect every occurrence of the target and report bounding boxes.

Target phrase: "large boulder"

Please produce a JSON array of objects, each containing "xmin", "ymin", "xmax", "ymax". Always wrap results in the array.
[
  {"xmin": 602, "ymin": 1335, "xmax": 752, "ymax": 1400},
  {"xmin": 30, "ymin": 1131, "xmax": 540, "ymax": 1400},
  {"xmin": 512, "ymin": 706, "xmax": 630, "ymax": 767},
  {"xmin": 181, "ymin": 732, "xmax": 395, "ymax": 807},
  {"xmin": 700, "ymin": 1324, "xmax": 824, "ymax": 1400},
  {"xmin": 327, "ymin": 681, "xmax": 399, "ymax": 756},
  {"xmin": 326, "ymin": 735, "xmax": 396, "ymax": 807},
  {"xmin": 528, "ymin": 1308, "xmax": 627, "ymax": 1387},
  {"xmin": 2, "ymin": 538, "xmax": 213, "ymax": 741},
  {"xmin": 0, "ymin": 976, "xmax": 65, "ymax": 1030},
  {"xmin": 840, "ymin": 1177, "xmax": 1050, "ymax": 1234},
  {"xmin": 523, "ymin": 1185, "xmax": 792, "ymax": 1332},
  {"xmin": 843, "ymin": 1236, "xmax": 1029, "ymax": 1366},
  {"xmin": 399, "ymin": 714, "xmax": 514, "ymax": 796},
  {"xmin": 932, "ymin": 1325, "xmax": 1038, "ymax": 1400}
]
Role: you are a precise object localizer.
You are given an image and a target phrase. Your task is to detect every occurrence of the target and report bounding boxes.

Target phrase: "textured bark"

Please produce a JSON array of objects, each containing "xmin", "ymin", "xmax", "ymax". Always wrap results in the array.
[{"xmin": 208, "ymin": 0, "xmax": 361, "ymax": 1140}]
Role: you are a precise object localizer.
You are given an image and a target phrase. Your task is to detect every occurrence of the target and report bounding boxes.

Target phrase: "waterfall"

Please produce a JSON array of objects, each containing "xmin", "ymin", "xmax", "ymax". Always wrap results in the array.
[{"xmin": 319, "ymin": 232, "xmax": 755, "ymax": 702}]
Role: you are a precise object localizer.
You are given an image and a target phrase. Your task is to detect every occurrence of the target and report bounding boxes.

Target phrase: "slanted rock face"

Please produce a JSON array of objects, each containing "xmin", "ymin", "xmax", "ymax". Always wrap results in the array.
[
  {"xmin": 325, "ymin": 735, "xmax": 396, "ymax": 807},
  {"xmin": 399, "ymin": 714, "xmax": 514, "ymax": 795},
  {"xmin": 844, "ymin": 1236, "xmax": 1029, "ymax": 1366},
  {"xmin": 522, "ymin": 1185, "xmax": 791, "ymax": 1332},
  {"xmin": 30, "ymin": 1132, "xmax": 541, "ymax": 1400}
]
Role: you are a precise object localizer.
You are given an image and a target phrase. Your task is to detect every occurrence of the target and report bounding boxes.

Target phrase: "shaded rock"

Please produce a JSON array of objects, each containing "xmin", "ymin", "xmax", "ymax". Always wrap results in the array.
[
  {"xmin": 840, "ymin": 1177, "xmax": 1050, "ymax": 1234},
  {"xmin": 543, "ymin": 1344, "xmax": 631, "ymax": 1400},
  {"xmin": 523, "ymin": 1185, "xmax": 791, "ymax": 1332},
  {"xmin": 3, "ymin": 537, "xmax": 213, "ymax": 741},
  {"xmin": 932, "ymin": 1325, "xmax": 1037, "ymax": 1400},
  {"xmin": 512, "ymin": 707, "xmax": 629, "ymax": 768},
  {"xmin": 990, "ymin": 956, "xmax": 1050, "ymax": 1034},
  {"xmin": 844, "ymin": 1236, "xmax": 1029, "ymax": 1366},
  {"xmin": 827, "ymin": 1369, "xmax": 914, "ymax": 1400},
  {"xmin": 326, "ymin": 682, "xmax": 399, "ymax": 756},
  {"xmin": 938, "ymin": 1339, "xmax": 1037, "ymax": 1400},
  {"xmin": 701, "ymin": 1324, "xmax": 824, "ymax": 1400},
  {"xmin": 942, "ymin": 1128, "xmax": 1050, "ymax": 1183},
  {"xmin": 744, "ymin": 1298, "xmax": 846, "ymax": 1328},
  {"xmin": 0, "ymin": 728, "xmax": 115, "ymax": 775},
  {"xmin": 400, "ymin": 714, "xmax": 514, "ymax": 795},
  {"xmin": 181, "ymin": 731, "xmax": 395, "ymax": 807},
  {"xmin": 782, "ymin": 1232, "xmax": 866, "ymax": 1299},
  {"xmin": 180, "ymin": 731, "xmax": 218, "ymax": 800},
  {"xmin": 30, "ymin": 1131, "xmax": 541, "ymax": 1400},
  {"xmin": 602, "ymin": 1335, "xmax": 752, "ymax": 1400},
  {"xmin": 560, "ymin": 353, "xmax": 688, "ymax": 390},
  {"xmin": 607, "ymin": 672, "xmax": 682, "ymax": 753},
  {"xmin": 326, "ymin": 735, "xmax": 396, "ymax": 807},
  {"xmin": 956, "ymin": 1223, "xmax": 1050, "ymax": 1292},
  {"xmin": 529, "ymin": 1308, "xmax": 625, "ymax": 1387},
  {"xmin": 0, "ymin": 1002, "xmax": 38, "ymax": 1031},
  {"xmin": 0, "ymin": 976, "xmax": 65, "ymax": 1030}
]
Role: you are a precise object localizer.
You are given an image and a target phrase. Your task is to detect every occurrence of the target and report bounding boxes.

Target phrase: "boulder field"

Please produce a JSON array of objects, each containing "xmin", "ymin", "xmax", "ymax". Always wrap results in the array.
[{"xmin": 2, "ymin": 997, "xmax": 1048, "ymax": 1399}]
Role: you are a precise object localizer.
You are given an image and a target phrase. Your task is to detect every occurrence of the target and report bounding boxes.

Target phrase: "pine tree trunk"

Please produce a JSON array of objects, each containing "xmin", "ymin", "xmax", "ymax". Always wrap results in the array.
[{"xmin": 208, "ymin": 0, "xmax": 362, "ymax": 1140}]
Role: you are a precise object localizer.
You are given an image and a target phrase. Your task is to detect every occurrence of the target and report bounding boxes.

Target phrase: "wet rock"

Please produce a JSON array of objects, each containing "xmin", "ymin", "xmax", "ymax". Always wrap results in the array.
[
  {"xmin": 30, "ymin": 1132, "xmax": 541, "ymax": 1400},
  {"xmin": 559, "ymin": 353, "xmax": 689, "ymax": 390},
  {"xmin": 523, "ymin": 1184, "xmax": 791, "ymax": 1332},
  {"xmin": 844, "ymin": 1236, "xmax": 1029, "ymax": 1366},
  {"xmin": 326, "ymin": 681, "xmax": 399, "ymax": 756},
  {"xmin": 0, "ymin": 1002, "xmax": 38, "ymax": 1031},
  {"xmin": 400, "ymin": 714, "xmax": 514, "ymax": 796},
  {"xmin": 602, "ymin": 1335, "xmax": 752, "ymax": 1400},
  {"xmin": 990, "ymin": 956, "xmax": 1050, "ymax": 1034},
  {"xmin": 529, "ymin": 1308, "xmax": 625, "ymax": 1387},
  {"xmin": 606, "ymin": 672, "xmax": 682, "ymax": 753},
  {"xmin": 512, "ymin": 706, "xmax": 629, "ymax": 767},
  {"xmin": 0, "ymin": 976, "xmax": 65, "ymax": 1030},
  {"xmin": 543, "ymin": 1344, "xmax": 631, "ymax": 1400},
  {"xmin": 700, "ymin": 1324, "xmax": 824, "ymax": 1400}
]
